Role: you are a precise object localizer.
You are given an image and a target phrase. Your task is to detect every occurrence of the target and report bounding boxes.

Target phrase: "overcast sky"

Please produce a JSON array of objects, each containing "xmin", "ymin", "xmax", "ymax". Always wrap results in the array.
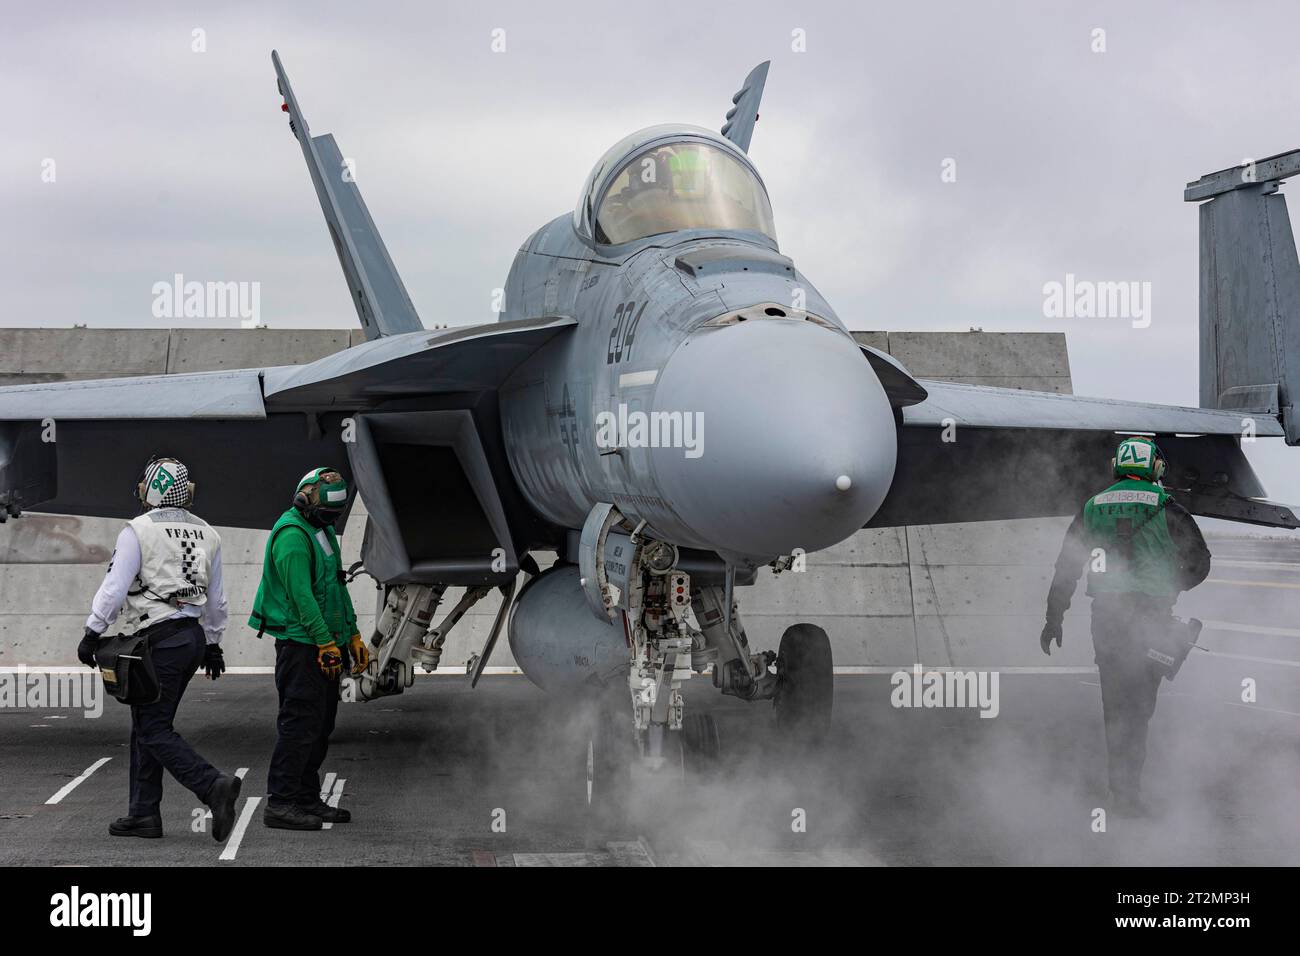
[{"xmin": 2, "ymin": 0, "xmax": 1298, "ymax": 507}]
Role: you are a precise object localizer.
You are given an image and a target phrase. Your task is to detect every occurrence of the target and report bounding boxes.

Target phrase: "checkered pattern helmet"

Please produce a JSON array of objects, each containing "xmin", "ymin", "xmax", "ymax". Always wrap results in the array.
[{"xmin": 139, "ymin": 458, "xmax": 194, "ymax": 508}]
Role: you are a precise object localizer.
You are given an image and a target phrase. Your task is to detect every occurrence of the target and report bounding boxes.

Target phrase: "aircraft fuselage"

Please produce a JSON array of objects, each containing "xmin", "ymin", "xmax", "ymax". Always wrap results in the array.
[{"xmin": 497, "ymin": 212, "xmax": 898, "ymax": 562}]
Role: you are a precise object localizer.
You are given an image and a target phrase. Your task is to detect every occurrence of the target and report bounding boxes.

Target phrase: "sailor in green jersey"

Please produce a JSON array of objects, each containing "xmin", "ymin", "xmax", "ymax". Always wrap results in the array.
[
  {"xmin": 1040, "ymin": 437, "xmax": 1210, "ymax": 817},
  {"xmin": 250, "ymin": 467, "xmax": 371, "ymax": 831}
]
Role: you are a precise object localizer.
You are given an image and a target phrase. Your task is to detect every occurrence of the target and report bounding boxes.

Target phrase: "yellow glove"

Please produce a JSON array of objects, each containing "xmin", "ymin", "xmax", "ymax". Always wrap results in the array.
[
  {"xmin": 317, "ymin": 641, "xmax": 343, "ymax": 679},
  {"xmin": 348, "ymin": 632, "xmax": 370, "ymax": 675}
]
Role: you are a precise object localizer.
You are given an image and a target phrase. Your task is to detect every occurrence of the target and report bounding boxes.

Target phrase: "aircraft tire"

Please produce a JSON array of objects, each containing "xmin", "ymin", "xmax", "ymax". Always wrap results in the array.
[{"xmin": 773, "ymin": 623, "xmax": 834, "ymax": 744}]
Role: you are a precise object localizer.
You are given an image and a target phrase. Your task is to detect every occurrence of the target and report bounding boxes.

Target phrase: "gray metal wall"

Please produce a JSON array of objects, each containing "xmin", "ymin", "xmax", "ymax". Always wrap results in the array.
[{"xmin": 0, "ymin": 328, "xmax": 1088, "ymax": 669}]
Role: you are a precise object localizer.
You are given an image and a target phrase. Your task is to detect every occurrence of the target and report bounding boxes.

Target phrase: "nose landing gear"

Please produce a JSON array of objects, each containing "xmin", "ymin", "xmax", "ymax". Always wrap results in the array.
[{"xmin": 576, "ymin": 504, "xmax": 836, "ymax": 801}]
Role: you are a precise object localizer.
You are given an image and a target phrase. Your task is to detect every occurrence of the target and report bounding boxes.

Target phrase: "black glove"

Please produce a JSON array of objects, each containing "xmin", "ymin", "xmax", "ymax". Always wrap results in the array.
[
  {"xmin": 77, "ymin": 628, "xmax": 101, "ymax": 669},
  {"xmin": 204, "ymin": 644, "xmax": 225, "ymax": 680},
  {"xmin": 1040, "ymin": 620, "xmax": 1063, "ymax": 656}
]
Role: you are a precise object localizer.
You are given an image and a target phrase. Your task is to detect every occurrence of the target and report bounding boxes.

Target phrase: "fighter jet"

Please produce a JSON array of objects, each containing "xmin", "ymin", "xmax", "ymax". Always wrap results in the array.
[{"xmin": 2, "ymin": 54, "xmax": 1297, "ymax": 773}]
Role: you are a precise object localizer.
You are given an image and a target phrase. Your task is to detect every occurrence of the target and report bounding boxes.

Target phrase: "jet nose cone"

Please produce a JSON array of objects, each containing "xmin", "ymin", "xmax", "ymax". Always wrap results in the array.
[{"xmin": 650, "ymin": 318, "xmax": 897, "ymax": 557}]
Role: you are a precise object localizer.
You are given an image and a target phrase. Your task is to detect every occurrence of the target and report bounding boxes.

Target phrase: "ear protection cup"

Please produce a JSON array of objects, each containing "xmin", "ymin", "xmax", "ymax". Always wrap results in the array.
[
  {"xmin": 135, "ymin": 456, "xmax": 156, "ymax": 504},
  {"xmin": 1149, "ymin": 439, "xmax": 1166, "ymax": 481}
]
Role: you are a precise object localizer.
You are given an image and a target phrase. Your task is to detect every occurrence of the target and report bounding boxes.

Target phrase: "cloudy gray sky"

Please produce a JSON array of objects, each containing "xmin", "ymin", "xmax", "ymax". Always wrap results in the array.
[{"xmin": 3, "ymin": 0, "xmax": 1298, "ymax": 505}]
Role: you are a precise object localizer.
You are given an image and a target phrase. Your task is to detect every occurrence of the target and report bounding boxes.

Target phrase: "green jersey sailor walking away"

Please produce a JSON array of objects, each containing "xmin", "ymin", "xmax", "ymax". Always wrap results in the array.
[
  {"xmin": 250, "ymin": 468, "xmax": 370, "ymax": 831},
  {"xmin": 1040, "ymin": 437, "xmax": 1211, "ymax": 817}
]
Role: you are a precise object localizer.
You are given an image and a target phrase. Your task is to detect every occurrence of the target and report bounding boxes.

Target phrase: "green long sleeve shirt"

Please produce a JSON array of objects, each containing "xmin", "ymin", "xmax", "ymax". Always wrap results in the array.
[{"xmin": 248, "ymin": 508, "xmax": 357, "ymax": 646}]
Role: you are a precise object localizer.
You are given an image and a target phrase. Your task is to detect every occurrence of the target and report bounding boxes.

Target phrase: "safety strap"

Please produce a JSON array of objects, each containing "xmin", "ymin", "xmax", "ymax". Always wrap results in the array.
[
  {"xmin": 1125, "ymin": 497, "xmax": 1168, "ymax": 535},
  {"xmin": 1106, "ymin": 496, "xmax": 1169, "ymax": 564},
  {"xmin": 127, "ymin": 581, "xmax": 201, "ymax": 607}
]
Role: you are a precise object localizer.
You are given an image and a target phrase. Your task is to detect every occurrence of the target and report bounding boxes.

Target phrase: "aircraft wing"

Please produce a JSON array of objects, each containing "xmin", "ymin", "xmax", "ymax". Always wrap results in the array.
[
  {"xmin": 871, "ymin": 380, "xmax": 1299, "ymax": 529},
  {"xmin": 0, "ymin": 317, "xmax": 575, "ymax": 532},
  {"xmin": 262, "ymin": 316, "xmax": 574, "ymax": 407},
  {"xmin": 904, "ymin": 380, "xmax": 1284, "ymax": 434}
]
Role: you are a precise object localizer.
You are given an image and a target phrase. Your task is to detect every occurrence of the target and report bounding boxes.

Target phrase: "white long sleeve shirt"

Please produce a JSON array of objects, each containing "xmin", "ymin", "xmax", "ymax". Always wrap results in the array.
[{"xmin": 86, "ymin": 524, "xmax": 228, "ymax": 644}]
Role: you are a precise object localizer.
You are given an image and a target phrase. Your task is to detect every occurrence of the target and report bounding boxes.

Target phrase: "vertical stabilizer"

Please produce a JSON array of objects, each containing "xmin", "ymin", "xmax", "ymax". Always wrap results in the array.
[
  {"xmin": 272, "ymin": 51, "xmax": 424, "ymax": 341},
  {"xmin": 721, "ymin": 61, "xmax": 769, "ymax": 153},
  {"xmin": 1186, "ymin": 152, "xmax": 1300, "ymax": 444}
]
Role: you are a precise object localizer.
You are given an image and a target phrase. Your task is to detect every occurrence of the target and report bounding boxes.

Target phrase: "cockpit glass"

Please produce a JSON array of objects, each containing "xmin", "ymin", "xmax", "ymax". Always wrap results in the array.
[{"xmin": 594, "ymin": 142, "xmax": 775, "ymax": 244}]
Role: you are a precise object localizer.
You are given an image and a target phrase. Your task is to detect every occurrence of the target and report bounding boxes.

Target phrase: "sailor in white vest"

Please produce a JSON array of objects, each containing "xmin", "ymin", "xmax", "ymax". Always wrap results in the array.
[{"xmin": 77, "ymin": 456, "xmax": 242, "ymax": 843}]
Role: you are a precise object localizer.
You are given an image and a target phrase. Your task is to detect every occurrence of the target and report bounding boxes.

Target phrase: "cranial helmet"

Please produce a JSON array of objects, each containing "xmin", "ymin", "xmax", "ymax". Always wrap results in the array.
[
  {"xmin": 137, "ymin": 456, "xmax": 195, "ymax": 509},
  {"xmin": 293, "ymin": 467, "xmax": 348, "ymax": 527},
  {"xmin": 1112, "ymin": 436, "xmax": 1165, "ymax": 482}
]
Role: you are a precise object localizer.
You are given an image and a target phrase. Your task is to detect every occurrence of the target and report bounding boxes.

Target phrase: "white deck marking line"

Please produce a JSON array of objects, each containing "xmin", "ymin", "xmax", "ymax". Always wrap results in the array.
[
  {"xmin": 219, "ymin": 796, "xmax": 261, "ymax": 861},
  {"xmin": 45, "ymin": 757, "xmax": 111, "ymax": 805},
  {"xmin": 322, "ymin": 777, "xmax": 346, "ymax": 831},
  {"xmin": 1218, "ymin": 700, "xmax": 1300, "ymax": 718},
  {"xmin": 0, "ymin": 666, "xmax": 526, "ymax": 676},
  {"xmin": 832, "ymin": 665, "xmax": 1097, "ymax": 675},
  {"xmin": 1199, "ymin": 649, "xmax": 1300, "ymax": 668},
  {"xmin": 1202, "ymin": 619, "xmax": 1300, "ymax": 638},
  {"xmin": 2, "ymin": 665, "xmax": 1107, "ymax": 677},
  {"xmin": 1079, "ymin": 680, "xmax": 1300, "ymax": 719},
  {"xmin": 319, "ymin": 772, "xmax": 337, "ymax": 803},
  {"xmin": 1205, "ymin": 578, "xmax": 1300, "ymax": 590},
  {"xmin": 1212, "ymin": 559, "xmax": 1300, "ymax": 572}
]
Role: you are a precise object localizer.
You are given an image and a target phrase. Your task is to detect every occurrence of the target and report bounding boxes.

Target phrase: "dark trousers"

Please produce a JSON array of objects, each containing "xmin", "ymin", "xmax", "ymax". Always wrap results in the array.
[
  {"xmin": 267, "ymin": 639, "xmax": 339, "ymax": 807},
  {"xmin": 128, "ymin": 618, "xmax": 221, "ymax": 816},
  {"xmin": 1091, "ymin": 594, "xmax": 1168, "ymax": 800}
]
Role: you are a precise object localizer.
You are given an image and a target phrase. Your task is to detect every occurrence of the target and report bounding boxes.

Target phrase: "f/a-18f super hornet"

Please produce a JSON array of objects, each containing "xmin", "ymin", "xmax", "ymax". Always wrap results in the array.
[{"xmin": 2, "ymin": 54, "xmax": 1298, "ymax": 774}]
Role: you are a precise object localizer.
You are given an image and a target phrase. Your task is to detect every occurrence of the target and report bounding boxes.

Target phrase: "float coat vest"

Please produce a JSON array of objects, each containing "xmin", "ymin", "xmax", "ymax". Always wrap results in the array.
[
  {"xmin": 1083, "ymin": 479, "xmax": 1178, "ymax": 597},
  {"xmin": 248, "ymin": 508, "xmax": 355, "ymax": 646},
  {"xmin": 119, "ymin": 508, "xmax": 218, "ymax": 634}
]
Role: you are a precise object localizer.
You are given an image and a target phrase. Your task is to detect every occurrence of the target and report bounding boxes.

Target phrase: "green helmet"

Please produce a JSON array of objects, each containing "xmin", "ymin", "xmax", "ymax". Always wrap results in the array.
[
  {"xmin": 1112, "ymin": 436, "xmax": 1165, "ymax": 481},
  {"xmin": 293, "ymin": 467, "xmax": 349, "ymax": 527}
]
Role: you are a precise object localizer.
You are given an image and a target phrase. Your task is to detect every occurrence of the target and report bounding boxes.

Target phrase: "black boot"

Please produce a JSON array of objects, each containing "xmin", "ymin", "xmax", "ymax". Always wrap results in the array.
[
  {"xmin": 299, "ymin": 799, "xmax": 351, "ymax": 824},
  {"xmin": 109, "ymin": 814, "xmax": 163, "ymax": 839},
  {"xmin": 263, "ymin": 802, "xmax": 323, "ymax": 831},
  {"xmin": 205, "ymin": 774, "xmax": 243, "ymax": 843}
]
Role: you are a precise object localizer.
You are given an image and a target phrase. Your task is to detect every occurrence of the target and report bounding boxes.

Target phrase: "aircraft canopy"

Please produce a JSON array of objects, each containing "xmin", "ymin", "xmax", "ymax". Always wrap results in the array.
[{"xmin": 591, "ymin": 139, "xmax": 775, "ymax": 245}]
